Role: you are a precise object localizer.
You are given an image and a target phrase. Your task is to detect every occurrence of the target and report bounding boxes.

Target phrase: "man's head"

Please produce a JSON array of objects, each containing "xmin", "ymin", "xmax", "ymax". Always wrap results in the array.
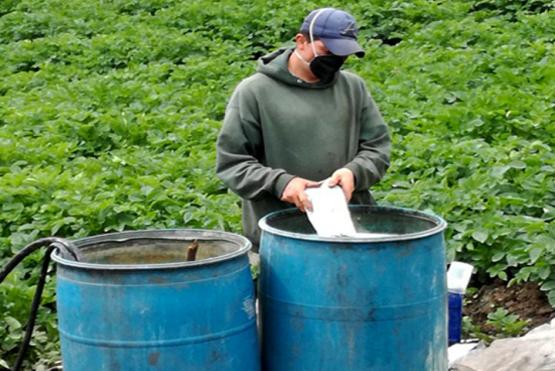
[
  {"xmin": 291, "ymin": 8, "xmax": 364, "ymax": 82},
  {"xmin": 296, "ymin": 8, "xmax": 364, "ymax": 59}
]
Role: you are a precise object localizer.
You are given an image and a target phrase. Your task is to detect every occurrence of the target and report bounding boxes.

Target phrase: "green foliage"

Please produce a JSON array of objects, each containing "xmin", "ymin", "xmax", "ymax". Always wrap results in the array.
[
  {"xmin": 364, "ymin": 1, "xmax": 554, "ymax": 302},
  {"xmin": 463, "ymin": 307, "xmax": 530, "ymax": 343},
  {"xmin": 0, "ymin": 0, "xmax": 553, "ymax": 367},
  {"xmin": 251, "ymin": 262, "xmax": 260, "ymax": 280},
  {"xmin": 486, "ymin": 308, "xmax": 530, "ymax": 336},
  {"xmin": 463, "ymin": 315, "xmax": 494, "ymax": 343}
]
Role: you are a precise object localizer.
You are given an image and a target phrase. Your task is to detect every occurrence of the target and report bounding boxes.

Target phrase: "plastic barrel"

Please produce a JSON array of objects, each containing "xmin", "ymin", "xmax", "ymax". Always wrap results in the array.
[
  {"xmin": 258, "ymin": 206, "xmax": 448, "ymax": 371},
  {"xmin": 51, "ymin": 230, "xmax": 260, "ymax": 371}
]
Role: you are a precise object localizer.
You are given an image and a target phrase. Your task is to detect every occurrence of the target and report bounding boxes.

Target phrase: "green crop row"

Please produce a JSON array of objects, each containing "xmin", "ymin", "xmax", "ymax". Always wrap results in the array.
[{"xmin": 0, "ymin": 0, "xmax": 553, "ymax": 368}]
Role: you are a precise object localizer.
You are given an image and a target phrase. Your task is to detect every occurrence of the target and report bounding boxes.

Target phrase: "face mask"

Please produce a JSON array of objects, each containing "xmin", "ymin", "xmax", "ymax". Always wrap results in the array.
[
  {"xmin": 309, "ymin": 54, "xmax": 346, "ymax": 81},
  {"xmin": 294, "ymin": 9, "xmax": 347, "ymax": 82},
  {"xmin": 294, "ymin": 49, "xmax": 345, "ymax": 82}
]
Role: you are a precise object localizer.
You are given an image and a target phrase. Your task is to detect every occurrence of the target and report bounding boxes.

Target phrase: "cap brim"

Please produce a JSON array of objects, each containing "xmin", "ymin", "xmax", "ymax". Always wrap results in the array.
[{"xmin": 321, "ymin": 37, "xmax": 365, "ymax": 58}]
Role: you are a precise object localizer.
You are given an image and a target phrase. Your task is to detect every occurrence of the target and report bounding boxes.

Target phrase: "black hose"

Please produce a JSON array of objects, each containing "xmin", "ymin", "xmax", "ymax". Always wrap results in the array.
[
  {"xmin": 12, "ymin": 244, "xmax": 55, "ymax": 371},
  {"xmin": 50, "ymin": 239, "xmax": 82, "ymax": 262},
  {"xmin": 0, "ymin": 237, "xmax": 78, "ymax": 371},
  {"xmin": 0, "ymin": 238, "xmax": 56, "ymax": 283}
]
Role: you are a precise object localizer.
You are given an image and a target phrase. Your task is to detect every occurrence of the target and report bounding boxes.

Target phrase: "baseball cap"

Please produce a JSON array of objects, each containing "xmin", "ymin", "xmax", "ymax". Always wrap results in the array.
[{"xmin": 300, "ymin": 8, "xmax": 365, "ymax": 58}]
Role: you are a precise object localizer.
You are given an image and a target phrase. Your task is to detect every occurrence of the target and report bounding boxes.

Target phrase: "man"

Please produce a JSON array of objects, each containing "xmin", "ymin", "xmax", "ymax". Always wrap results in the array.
[{"xmin": 216, "ymin": 8, "xmax": 391, "ymax": 251}]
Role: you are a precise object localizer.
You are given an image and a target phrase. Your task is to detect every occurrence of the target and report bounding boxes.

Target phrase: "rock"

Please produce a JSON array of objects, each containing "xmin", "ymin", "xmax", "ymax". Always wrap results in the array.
[
  {"xmin": 450, "ymin": 319, "xmax": 555, "ymax": 371},
  {"xmin": 248, "ymin": 250, "xmax": 260, "ymax": 266},
  {"xmin": 448, "ymin": 341, "xmax": 482, "ymax": 366}
]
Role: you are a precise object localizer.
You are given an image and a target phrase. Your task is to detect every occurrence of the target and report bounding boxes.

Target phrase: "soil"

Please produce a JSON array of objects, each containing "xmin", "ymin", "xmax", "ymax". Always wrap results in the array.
[{"xmin": 463, "ymin": 279, "xmax": 555, "ymax": 335}]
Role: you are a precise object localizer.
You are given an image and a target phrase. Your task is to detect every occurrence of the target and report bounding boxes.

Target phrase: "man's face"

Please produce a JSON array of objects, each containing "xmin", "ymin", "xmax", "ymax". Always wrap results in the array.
[
  {"xmin": 296, "ymin": 34, "xmax": 333, "ymax": 61},
  {"xmin": 307, "ymin": 39, "xmax": 332, "ymax": 58}
]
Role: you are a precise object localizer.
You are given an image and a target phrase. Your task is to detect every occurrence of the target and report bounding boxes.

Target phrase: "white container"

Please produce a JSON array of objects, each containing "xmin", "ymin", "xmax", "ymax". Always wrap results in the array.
[{"xmin": 447, "ymin": 261, "xmax": 474, "ymax": 294}]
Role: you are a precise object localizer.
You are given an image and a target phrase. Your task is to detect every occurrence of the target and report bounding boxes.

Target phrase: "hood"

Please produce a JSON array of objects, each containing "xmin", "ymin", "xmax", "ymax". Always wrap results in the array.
[{"xmin": 256, "ymin": 47, "xmax": 339, "ymax": 89}]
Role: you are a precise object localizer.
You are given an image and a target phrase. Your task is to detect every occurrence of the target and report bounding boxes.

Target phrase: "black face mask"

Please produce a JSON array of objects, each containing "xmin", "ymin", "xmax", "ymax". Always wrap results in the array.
[{"xmin": 309, "ymin": 54, "xmax": 346, "ymax": 82}]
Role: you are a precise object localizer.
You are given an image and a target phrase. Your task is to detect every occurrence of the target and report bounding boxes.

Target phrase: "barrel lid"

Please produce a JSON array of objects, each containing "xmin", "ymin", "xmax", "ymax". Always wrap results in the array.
[
  {"xmin": 259, "ymin": 205, "xmax": 447, "ymax": 243},
  {"xmin": 51, "ymin": 229, "xmax": 251, "ymax": 270}
]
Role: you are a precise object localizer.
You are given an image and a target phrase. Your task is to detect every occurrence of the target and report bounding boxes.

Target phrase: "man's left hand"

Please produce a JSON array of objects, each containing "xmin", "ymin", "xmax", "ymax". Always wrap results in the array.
[{"xmin": 328, "ymin": 168, "xmax": 355, "ymax": 201}]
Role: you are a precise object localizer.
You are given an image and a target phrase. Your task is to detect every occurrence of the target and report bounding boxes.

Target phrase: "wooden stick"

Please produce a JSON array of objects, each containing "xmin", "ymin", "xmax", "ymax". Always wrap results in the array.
[{"xmin": 186, "ymin": 240, "xmax": 199, "ymax": 261}]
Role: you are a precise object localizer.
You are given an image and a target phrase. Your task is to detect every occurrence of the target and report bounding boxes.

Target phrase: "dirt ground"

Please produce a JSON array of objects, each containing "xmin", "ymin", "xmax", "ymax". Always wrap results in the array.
[{"xmin": 464, "ymin": 279, "xmax": 555, "ymax": 334}]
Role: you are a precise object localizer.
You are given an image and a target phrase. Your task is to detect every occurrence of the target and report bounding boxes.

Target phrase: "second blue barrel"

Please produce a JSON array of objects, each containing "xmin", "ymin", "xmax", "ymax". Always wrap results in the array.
[
  {"xmin": 52, "ymin": 229, "xmax": 259, "ymax": 371},
  {"xmin": 258, "ymin": 206, "xmax": 448, "ymax": 370}
]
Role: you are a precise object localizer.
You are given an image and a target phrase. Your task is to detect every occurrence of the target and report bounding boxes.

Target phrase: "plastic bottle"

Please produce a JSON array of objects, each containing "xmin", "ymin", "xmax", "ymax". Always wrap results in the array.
[{"xmin": 447, "ymin": 262, "xmax": 474, "ymax": 345}]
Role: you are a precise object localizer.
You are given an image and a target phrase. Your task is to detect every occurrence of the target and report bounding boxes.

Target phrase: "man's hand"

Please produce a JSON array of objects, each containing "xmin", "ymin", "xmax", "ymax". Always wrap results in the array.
[
  {"xmin": 281, "ymin": 177, "xmax": 320, "ymax": 212},
  {"xmin": 328, "ymin": 168, "xmax": 355, "ymax": 201}
]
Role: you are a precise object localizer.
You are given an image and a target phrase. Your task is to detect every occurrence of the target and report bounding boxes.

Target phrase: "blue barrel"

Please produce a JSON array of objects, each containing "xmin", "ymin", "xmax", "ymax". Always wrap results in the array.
[
  {"xmin": 258, "ymin": 206, "xmax": 448, "ymax": 371},
  {"xmin": 51, "ymin": 230, "xmax": 260, "ymax": 371}
]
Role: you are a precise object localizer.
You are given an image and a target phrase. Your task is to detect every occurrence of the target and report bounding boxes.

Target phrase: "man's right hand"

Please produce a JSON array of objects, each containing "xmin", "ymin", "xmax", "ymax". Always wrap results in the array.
[{"xmin": 280, "ymin": 177, "xmax": 320, "ymax": 212}]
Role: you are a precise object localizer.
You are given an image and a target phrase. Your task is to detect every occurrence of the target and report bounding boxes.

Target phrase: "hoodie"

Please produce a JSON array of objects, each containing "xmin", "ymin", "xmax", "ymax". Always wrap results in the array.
[{"xmin": 216, "ymin": 48, "xmax": 391, "ymax": 249}]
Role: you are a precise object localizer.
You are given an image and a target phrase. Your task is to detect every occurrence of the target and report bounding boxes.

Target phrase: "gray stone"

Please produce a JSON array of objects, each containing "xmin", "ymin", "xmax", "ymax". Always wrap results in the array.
[{"xmin": 450, "ymin": 319, "xmax": 555, "ymax": 371}]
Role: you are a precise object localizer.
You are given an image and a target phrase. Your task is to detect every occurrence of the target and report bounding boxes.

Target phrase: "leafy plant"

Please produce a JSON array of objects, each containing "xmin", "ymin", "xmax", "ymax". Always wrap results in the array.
[
  {"xmin": 0, "ymin": 0, "xmax": 553, "ymax": 367},
  {"xmin": 463, "ymin": 307, "xmax": 530, "ymax": 344},
  {"xmin": 463, "ymin": 315, "xmax": 493, "ymax": 343},
  {"xmin": 486, "ymin": 308, "xmax": 530, "ymax": 337}
]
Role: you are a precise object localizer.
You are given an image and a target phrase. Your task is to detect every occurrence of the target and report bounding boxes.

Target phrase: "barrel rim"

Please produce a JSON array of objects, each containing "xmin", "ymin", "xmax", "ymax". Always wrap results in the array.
[
  {"xmin": 258, "ymin": 205, "xmax": 447, "ymax": 242},
  {"xmin": 51, "ymin": 229, "xmax": 252, "ymax": 270}
]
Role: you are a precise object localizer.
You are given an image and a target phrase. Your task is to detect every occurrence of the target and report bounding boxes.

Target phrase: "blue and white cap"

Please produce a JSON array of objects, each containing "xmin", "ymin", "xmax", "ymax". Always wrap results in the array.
[{"xmin": 300, "ymin": 8, "xmax": 365, "ymax": 58}]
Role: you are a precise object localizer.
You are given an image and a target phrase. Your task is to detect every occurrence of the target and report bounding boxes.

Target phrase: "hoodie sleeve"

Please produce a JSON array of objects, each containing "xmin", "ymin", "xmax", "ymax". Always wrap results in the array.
[
  {"xmin": 216, "ymin": 80, "xmax": 295, "ymax": 200},
  {"xmin": 344, "ymin": 82, "xmax": 391, "ymax": 191}
]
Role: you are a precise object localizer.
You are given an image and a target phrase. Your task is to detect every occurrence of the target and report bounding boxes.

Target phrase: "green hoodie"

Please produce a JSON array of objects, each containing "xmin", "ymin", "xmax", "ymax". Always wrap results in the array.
[{"xmin": 216, "ymin": 48, "xmax": 390, "ymax": 249}]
